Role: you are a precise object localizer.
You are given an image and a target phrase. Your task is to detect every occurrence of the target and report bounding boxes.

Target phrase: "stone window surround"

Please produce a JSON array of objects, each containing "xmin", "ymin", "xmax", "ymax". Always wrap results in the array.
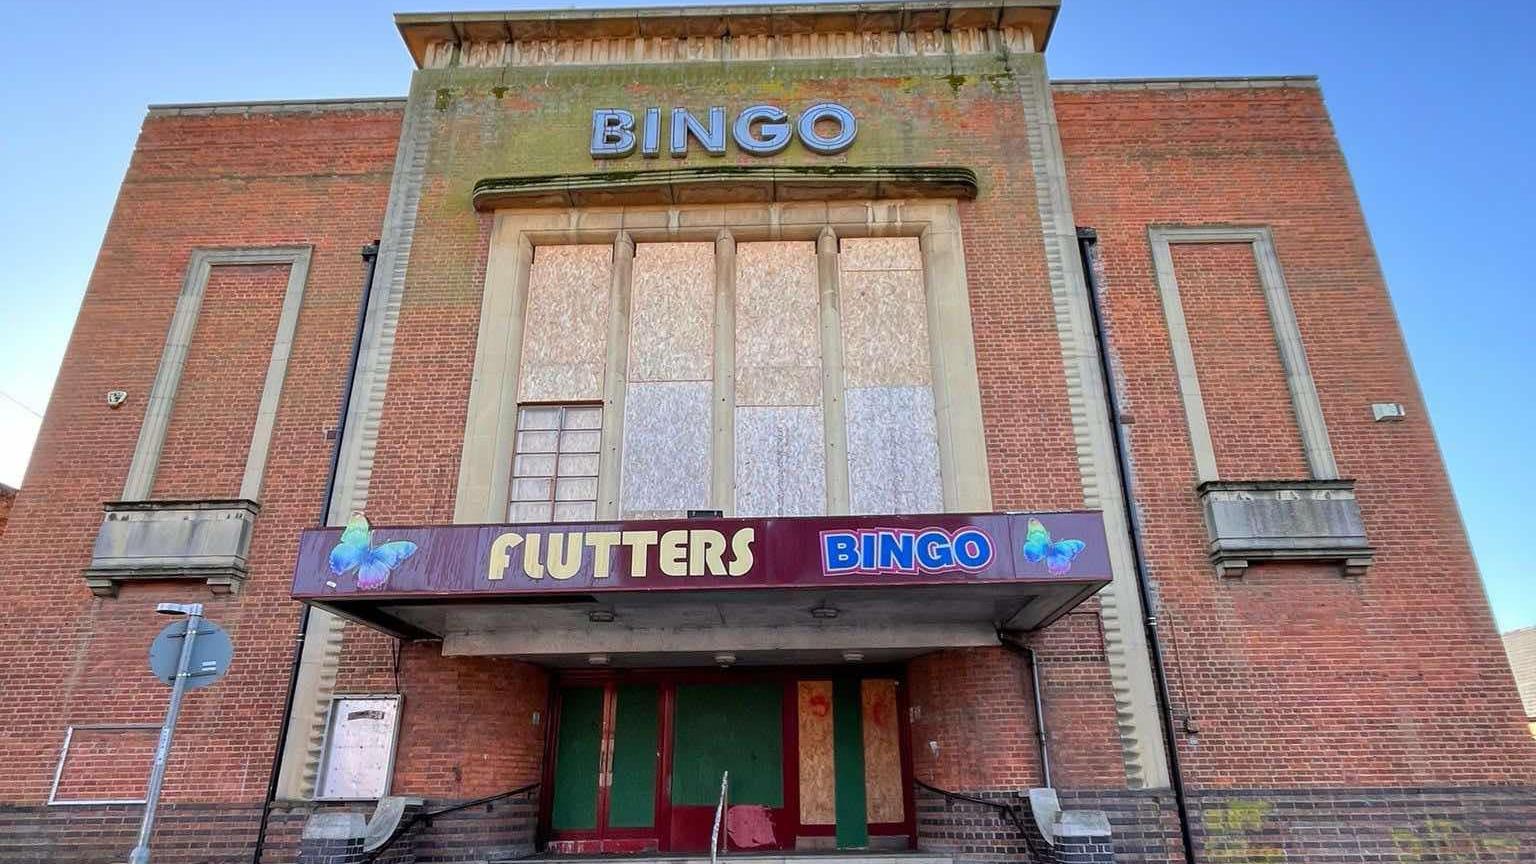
[
  {"xmin": 1148, "ymin": 226, "xmax": 1372, "ymax": 579},
  {"xmin": 121, "ymin": 246, "xmax": 314, "ymax": 502},
  {"xmin": 453, "ymin": 200, "xmax": 992, "ymax": 524},
  {"xmin": 84, "ymin": 247, "xmax": 312, "ymax": 598},
  {"xmin": 1147, "ymin": 225, "xmax": 1337, "ymax": 485}
]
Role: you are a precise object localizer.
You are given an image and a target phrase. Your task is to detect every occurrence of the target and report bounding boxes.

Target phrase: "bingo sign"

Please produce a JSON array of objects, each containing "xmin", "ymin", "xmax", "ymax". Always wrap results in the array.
[{"xmin": 292, "ymin": 511, "xmax": 1112, "ymax": 600}]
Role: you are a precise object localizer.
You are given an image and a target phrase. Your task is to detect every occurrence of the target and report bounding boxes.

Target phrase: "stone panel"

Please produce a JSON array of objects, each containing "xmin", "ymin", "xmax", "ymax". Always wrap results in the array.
[
  {"xmin": 735, "ymin": 406, "xmax": 826, "ymax": 517},
  {"xmin": 630, "ymin": 242, "xmax": 715, "ymax": 383},
  {"xmin": 519, "ymin": 244, "xmax": 610, "ymax": 402},
  {"xmin": 845, "ymin": 386, "xmax": 942, "ymax": 515},
  {"xmin": 621, "ymin": 381, "xmax": 712, "ymax": 515}
]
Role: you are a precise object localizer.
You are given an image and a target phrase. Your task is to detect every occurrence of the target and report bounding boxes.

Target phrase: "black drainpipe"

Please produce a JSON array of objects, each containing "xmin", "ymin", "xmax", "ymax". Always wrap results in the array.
[
  {"xmin": 251, "ymin": 240, "xmax": 381, "ymax": 864},
  {"xmin": 1077, "ymin": 228, "xmax": 1198, "ymax": 864}
]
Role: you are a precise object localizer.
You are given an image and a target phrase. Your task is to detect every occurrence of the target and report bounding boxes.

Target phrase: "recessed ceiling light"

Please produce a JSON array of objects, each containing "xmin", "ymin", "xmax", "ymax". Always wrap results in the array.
[
  {"xmin": 714, "ymin": 652, "xmax": 736, "ymax": 667},
  {"xmin": 588, "ymin": 609, "xmax": 616, "ymax": 623},
  {"xmin": 810, "ymin": 605, "xmax": 839, "ymax": 619},
  {"xmin": 587, "ymin": 654, "xmax": 610, "ymax": 666},
  {"xmin": 842, "ymin": 651, "xmax": 865, "ymax": 663}
]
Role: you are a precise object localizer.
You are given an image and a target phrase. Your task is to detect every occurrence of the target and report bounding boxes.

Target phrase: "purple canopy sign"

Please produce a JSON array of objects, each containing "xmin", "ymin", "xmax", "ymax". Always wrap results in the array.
[{"xmin": 291, "ymin": 511, "xmax": 1111, "ymax": 600}]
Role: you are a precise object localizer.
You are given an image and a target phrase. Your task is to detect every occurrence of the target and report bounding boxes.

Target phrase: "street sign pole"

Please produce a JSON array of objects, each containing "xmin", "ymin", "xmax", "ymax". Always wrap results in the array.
[{"xmin": 129, "ymin": 603, "xmax": 204, "ymax": 864}]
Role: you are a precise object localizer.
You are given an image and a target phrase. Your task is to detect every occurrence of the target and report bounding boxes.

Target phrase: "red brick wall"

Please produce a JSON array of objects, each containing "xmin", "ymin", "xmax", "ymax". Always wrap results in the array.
[
  {"xmin": 908, "ymin": 647, "xmax": 1043, "ymax": 791},
  {"xmin": 1055, "ymin": 82, "xmax": 1536, "ymax": 788},
  {"xmin": 0, "ymin": 105, "xmax": 402, "ymax": 806},
  {"xmin": 390, "ymin": 646, "xmax": 549, "ymax": 796},
  {"xmin": 151, "ymin": 263, "xmax": 291, "ymax": 498},
  {"xmin": 1173, "ymin": 242, "xmax": 1310, "ymax": 479}
]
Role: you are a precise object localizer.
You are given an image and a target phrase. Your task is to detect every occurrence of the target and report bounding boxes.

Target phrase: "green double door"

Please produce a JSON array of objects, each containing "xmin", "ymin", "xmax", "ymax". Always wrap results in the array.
[
  {"xmin": 547, "ymin": 681, "xmax": 786, "ymax": 853},
  {"xmin": 549, "ymin": 683, "xmax": 662, "ymax": 845}
]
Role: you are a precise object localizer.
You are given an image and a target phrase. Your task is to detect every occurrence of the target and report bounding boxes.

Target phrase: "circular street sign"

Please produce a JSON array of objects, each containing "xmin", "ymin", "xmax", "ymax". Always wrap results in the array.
[{"xmin": 148, "ymin": 618, "xmax": 234, "ymax": 690}]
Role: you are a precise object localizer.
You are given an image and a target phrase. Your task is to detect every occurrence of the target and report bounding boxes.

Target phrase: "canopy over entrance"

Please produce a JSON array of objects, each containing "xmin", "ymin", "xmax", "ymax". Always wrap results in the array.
[{"xmin": 292, "ymin": 511, "xmax": 1109, "ymax": 665}]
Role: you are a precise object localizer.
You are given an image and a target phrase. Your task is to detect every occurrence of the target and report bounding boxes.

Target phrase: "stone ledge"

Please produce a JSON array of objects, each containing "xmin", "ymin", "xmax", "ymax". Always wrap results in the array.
[
  {"xmin": 1198, "ymin": 479, "xmax": 1373, "ymax": 578},
  {"xmin": 473, "ymin": 165, "xmax": 979, "ymax": 210},
  {"xmin": 84, "ymin": 499, "xmax": 260, "ymax": 597}
]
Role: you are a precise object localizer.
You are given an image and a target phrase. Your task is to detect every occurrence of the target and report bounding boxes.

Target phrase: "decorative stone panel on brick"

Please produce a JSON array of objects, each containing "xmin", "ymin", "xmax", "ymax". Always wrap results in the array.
[
  {"xmin": 1198, "ymin": 479, "xmax": 1373, "ymax": 577},
  {"xmin": 83, "ymin": 499, "xmax": 259, "ymax": 596}
]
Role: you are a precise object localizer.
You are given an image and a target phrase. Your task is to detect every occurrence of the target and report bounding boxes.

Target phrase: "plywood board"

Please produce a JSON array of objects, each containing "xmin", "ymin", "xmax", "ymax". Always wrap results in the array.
[
  {"xmin": 861, "ymin": 679, "xmax": 904, "ymax": 824},
  {"xmin": 550, "ymin": 686, "xmax": 603, "ymax": 830},
  {"xmin": 839, "ymin": 238, "xmax": 930, "ymax": 389},
  {"xmin": 798, "ymin": 680, "xmax": 836, "ymax": 825},
  {"xmin": 620, "ymin": 380, "xmax": 712, "ymax": 514},
  {"xmin": 630, "ymin": 242, "xmax": 716, "ymax": 383},
  {"xmin": 520, "ymin": 245, "xmax": 611, "ymax": 401},
  {"xmin": 671, "ymin": 683, "xmax": 783, "ymax": 807},
  {"xmin": 845, "ymin": 386, "xmax": 942, "ymax": 515},
  {"xmin": 737, "ymin": 241, "xmax": 821, "ymax": 407},
  {"xmin": 609, "ymin": 684, "xmax": 659, "ymax": 828},
  {"xmin": 736, "ymin": 406, "xmax": 826, "ymax": 517}
]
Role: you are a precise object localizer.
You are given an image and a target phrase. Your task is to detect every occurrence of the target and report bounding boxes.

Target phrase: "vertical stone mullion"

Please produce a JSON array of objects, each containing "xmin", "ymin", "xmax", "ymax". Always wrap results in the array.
[
  {"xmin": 712, "ymin": 229, "xmax": 737, "ymax": 514},
  {"xmin": 817, "ymin": 226, "xmax": 851, "ymax": 515},
  {"xmin": 597, "ymin": 231, "xmax": 634, "ymax": 519}
]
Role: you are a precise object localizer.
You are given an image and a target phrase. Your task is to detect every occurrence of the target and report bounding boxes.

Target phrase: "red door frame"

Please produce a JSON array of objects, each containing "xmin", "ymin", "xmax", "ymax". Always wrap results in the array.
[
  {"xmin": 538, "ymin": 665, "xmax": 918, "ymax": 854},
  {"xmin": 541, "ymin": 679, "xmax": 668, "ymax": 854}
]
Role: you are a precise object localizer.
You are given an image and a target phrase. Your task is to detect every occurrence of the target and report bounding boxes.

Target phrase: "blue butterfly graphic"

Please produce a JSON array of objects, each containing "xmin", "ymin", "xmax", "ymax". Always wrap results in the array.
[
  {"xmin": 328, "ymin": 513, "xmax": 418, "ymax": 590},
  {"xmin": 1022, "ymin": 518, "xmax": 1086, "ymax": 576}
]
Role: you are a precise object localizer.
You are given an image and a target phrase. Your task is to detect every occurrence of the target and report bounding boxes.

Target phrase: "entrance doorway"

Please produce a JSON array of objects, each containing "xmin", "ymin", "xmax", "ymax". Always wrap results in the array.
[{"xmin": 543, "ymin": 669, "xmax": 914, "ymax": 855}]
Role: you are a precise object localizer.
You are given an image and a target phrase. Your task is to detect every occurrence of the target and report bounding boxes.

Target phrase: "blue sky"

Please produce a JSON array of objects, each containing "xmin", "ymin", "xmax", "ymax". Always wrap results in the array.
[{"xmin": 0, "ymin": 1, "xmax": 1531, "ymax": 630}]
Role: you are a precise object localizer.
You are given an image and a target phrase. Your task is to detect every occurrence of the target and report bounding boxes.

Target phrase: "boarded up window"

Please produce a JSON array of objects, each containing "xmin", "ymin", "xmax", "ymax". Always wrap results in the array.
[
  {"xmin": 671, "ymin": 683, "xmax": 783, "ymax": 807},
  {"xmin": 316, "ymin": 696, "xmax": 400, "ymax": 800}
]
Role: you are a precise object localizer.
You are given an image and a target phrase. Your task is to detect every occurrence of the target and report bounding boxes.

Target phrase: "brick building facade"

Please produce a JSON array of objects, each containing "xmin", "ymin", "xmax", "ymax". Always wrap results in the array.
[
  {"xmin": 0, "ymin": 2, "xmax": 1531, "ymax": 863},
  {"xmin": 0, "ymin": 483, "xmax": 15, "ymax": 539}
]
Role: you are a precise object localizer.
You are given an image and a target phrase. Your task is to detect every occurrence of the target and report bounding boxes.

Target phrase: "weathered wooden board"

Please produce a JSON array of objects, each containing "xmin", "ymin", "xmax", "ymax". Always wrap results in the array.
[
  {"xmin": 798, "ymin": 680, "xmax": 836, "ymax": 825},
  {"xmin": 862, "ymin": 678, "xmax": 904, "ymax": 824}
]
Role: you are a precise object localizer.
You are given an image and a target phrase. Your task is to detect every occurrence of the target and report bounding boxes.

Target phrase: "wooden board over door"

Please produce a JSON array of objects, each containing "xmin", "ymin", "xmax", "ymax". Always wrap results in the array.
[
  {"xmin": 862, "ymin": 679, "xmax": 904, "ymax": 825},
  {"xmin": 798, "ymin": 680, "xmax": 836, "ymax": 826}
]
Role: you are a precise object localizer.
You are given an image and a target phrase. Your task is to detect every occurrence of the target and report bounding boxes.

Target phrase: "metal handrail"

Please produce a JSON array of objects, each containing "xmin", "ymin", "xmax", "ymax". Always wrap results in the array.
[
  {"xmin": 364, "ymin": 782, "xmax": 540, "ymax": 862},
  {"xmin": 913, "ymin": 778, "xmax": 1030, "ymax": 840},
  {"xmin": 709, "ymin": 771, "xmax": 729, "ymax": 864}
]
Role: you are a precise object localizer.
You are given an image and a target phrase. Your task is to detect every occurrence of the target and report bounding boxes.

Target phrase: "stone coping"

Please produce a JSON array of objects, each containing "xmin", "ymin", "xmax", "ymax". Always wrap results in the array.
[{"xmin": 396, "ymin": 0, "xmax": 1059, "ymax": 67}]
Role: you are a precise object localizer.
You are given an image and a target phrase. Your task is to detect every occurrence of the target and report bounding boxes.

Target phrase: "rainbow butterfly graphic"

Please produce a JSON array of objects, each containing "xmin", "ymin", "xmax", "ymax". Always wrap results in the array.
[
  {"xmin": 328, "ymin": 513, "xmax": 418, "ymax": 590},
  {"xmin": 1022, "ymin": 518, "xmax": 1086, "ymax": 576}
]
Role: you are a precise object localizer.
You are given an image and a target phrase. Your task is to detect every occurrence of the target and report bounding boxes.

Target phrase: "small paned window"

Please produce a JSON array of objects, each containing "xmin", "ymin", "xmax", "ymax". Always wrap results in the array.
[
  {"xmin": 510, "ymin": 404, "xmax": 602, "ymax": 523},
  {"xmin": 316, "ymin": 695, "xmax": 400, "ymax": 800}
]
